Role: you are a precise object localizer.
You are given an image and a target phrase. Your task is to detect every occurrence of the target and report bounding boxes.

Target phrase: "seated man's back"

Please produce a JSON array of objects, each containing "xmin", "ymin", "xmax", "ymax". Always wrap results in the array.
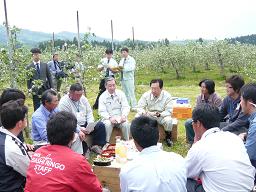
[
  {"xmin": 120, "ymin": 116, "xmax": 186, "ymax": 192},
  {"xmin": 25, "ymin": 111, "xmax": 102, "ymax": 192},
  {"xmin": 25, "ymin": 145, "xmax": 101, "ymax": 192},
  {"xmin": 186, "ymin": 104, "xmax": 255, "ymax": 192},
  {"xmin": 120, "ymin": 146, "xmax": 186, "ymax": 192},
  {"xmin": 187, "ymin": 130, "xmax": 255, "ymax": 191}
]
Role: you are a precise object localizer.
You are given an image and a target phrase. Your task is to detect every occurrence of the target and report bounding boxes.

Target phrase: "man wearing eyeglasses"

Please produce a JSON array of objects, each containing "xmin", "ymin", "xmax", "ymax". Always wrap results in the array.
[
  {"xmin": 186, "ymin": 104, "xmax": 255, "ymax": 192},
  {"xmin": 239, "ymin": 83, "xmax": 256, "ymax": 180},
  {"xmin": 219, "ymin": 75, "xmax": 249, "ymax": 135}
]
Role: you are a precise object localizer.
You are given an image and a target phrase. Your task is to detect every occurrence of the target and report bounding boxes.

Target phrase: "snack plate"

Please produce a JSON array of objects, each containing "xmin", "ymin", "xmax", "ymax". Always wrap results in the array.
[
  {"xmin": 93, "ymin": 160, "xmax": 111, "ymax": 166},
  {"xmin": 93, "ymin": 156, "xmax": 113, "ymax": 166},
  {"xmin": 101, "ymin": 149, "xmax": 115, "ymax": 158}
]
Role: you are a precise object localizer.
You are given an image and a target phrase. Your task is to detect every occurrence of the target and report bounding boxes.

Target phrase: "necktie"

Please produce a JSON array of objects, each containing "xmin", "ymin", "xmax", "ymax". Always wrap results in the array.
[
  {"xmin": 54, "ymin": 61, "xmax": 58, "ymax": 70},
  {"xmin": 111, "ymin": 94, "xmax": 114, "ymax": 100},
  {"xmin": 36, "ymin": 63, "xmax": 40, "ymax": 74},
  {"xmin": 105, "ymin": 59, "xmax": 110, "ymax": 77},
  {"xmin": 121, "ymin": 58, "xmax": 126, "ymax": 80}
]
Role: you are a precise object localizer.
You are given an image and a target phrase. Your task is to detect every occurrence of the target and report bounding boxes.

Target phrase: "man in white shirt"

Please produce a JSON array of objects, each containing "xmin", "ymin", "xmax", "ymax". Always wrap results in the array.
[
  {"xmin": 93, "ymin": 49, "xmax": 118, "ymax": 109},
  {"xmin": 98, "ymin": 77, "xmax": 130, "ymax": 142},
  {"xmin": 119, "ymin": 47, "xmax": 137, "ymax": 110},
  {"xmin": 186, "ymin": 103, "xmax": 255, "ymax": 192},
  {"xmin": 136, "ymin": 79, "xmax": 174, "ymax": 147},
  {"xmin": 58, "ymin": 83, "xmax": 106, "ymax": 155},
  {"xmin": 120, "ymin": 116, "xmax": 187, "ymax": 192}
]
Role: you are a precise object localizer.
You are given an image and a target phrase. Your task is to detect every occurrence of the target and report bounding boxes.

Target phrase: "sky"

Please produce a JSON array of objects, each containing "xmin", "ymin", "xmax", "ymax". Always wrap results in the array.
[{"xmin": 1, "ymin": 0, "xmax": 256, "ymax": 41}]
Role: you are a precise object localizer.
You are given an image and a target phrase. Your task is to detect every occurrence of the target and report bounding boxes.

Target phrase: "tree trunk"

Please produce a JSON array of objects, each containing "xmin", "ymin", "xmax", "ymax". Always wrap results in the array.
[
  {"xmin": 217, "ymin": 48, "xmax": 225, "ymax": 78},
  {"xmin": 171, "ymin": 61, "xmax": 181, "ymax": 79},
  {"xmin": 192, "ymin": 64, "xmax": 196, "ymax": 73},
  {"xmin": 205, "ymin": 62, "xmax": 210, "ymax": 70}
]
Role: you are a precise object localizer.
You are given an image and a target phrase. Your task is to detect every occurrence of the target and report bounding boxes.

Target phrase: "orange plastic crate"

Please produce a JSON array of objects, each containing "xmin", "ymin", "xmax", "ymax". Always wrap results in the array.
[{"xmin": 173, "ymin": 106, "xmax": 192, "ymax": 119}]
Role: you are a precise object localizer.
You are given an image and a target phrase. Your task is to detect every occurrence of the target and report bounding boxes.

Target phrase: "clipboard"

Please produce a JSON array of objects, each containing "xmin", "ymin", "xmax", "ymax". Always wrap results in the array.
[{"xmin": 84, "ymin": 121, "xmax": 98, "ymax": 134}]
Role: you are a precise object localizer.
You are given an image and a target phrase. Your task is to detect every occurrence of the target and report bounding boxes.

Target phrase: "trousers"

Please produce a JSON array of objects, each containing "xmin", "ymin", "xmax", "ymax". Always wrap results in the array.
[
  {"xmin": 103, "ymin": 120, "xmax": 130, "ymax": 142},
  {"xmin": 81, "ymin": 121, "xmax": 106, "ymax": 147},
  {"xmin": 121, "ymin": 79, "xmax": 137, "ymax": 108}
]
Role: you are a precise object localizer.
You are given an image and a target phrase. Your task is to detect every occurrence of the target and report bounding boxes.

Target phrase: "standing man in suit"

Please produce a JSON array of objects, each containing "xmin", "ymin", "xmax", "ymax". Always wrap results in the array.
[
  {"xmin": 47, "ymin": 53, "xmax": 66, "ymax": 92},
  {"xmin": 27, "ymin": 48, "xmax": 53, "ymax": 111},
  {"xmin": 119, "ymin": 47, "xmax": 137, "ymax": 110}
]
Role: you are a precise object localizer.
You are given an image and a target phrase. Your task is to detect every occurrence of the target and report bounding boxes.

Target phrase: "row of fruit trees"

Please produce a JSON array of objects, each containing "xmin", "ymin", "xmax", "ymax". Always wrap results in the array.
[{"xmin": 1, "ymin": 28, "xmax": 256, "ymax": 93}]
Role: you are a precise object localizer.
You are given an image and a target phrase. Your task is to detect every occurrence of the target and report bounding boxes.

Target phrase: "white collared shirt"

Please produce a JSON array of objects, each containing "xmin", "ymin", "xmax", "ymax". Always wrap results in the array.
[
  {"xmin": 98, "ymin": 89, "xmax": 130, "ymax": 120},
  {"xmin": 33, "ymin": 61, "xmax": 40, "ymax": 69},
  {"xmin": 186, "ymin": 127, "xmax": 255, "ymax": 192},
  {"xmin": 120, "ymin": 145, "xmax": 187, "ymax": 192},
  {"xmin": 98, "ymin": 57, "xmax": 118, "ymax": 77},
  {"xmin": 137, "ymin": 90, "xmax": 173, "ymax": 117}
]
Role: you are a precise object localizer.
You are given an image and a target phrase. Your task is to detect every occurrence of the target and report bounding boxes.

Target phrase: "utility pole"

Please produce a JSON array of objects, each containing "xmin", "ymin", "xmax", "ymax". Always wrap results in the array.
[
  {"xmin": 3, "ymin": 0, "xmax": 16, "ymax": 88},
  {"xmin": 111, "ymin": 20, "xmax": 114, "ymax": 51},
  {"xmin": 52, "ymin": 32, "xmax": 55, "ymax": 54},
  {"xmin": 132, "ymin": 26, "xmax": 135, "ymax": 50},
  {"xmin": 76, "ymin": 10, "xmax": 81, "ymax": 57}
]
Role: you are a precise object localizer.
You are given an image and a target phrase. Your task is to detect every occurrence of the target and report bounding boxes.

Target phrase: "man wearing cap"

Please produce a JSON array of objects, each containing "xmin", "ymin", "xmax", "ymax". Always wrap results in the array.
[{"xmin": 27, "ymin": 48, "xmax": 53, "ymax": 111}]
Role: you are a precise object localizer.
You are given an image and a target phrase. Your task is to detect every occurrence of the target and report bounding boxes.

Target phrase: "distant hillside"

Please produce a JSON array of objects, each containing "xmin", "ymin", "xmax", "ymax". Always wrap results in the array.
[
  {"xmin": 228, "ymin": 34, "xmax": 256, "ymax": 45},
  {"xmin": 0, "ymin": 26, "xmax": 110, "ymax": 46}
]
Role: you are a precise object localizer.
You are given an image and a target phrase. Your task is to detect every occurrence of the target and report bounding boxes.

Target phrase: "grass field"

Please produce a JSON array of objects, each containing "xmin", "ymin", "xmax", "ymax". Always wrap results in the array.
[{"xmin": 25, "ymin": 67, "xmax": 229, "ymax": 157}]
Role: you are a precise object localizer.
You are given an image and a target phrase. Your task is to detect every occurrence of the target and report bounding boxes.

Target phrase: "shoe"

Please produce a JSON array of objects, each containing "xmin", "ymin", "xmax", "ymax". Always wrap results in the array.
[
  {"xmin": 91, "ymin": 145, "xmax": 103, "ymax": 154},
  {"xmin": 165, "ymin": 138, "xmax": 173, "ymax": 147},
  {"xmin": 165, "ymin": 131, "xmax": 173, "ymax": 147}
]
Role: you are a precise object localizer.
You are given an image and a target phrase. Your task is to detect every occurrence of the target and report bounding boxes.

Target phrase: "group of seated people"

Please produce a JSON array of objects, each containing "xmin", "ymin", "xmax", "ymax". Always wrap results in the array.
[
  {"xmin": 1, "ymin": 74, "xmax": 256, "ymax": 192},
  {"xmin": 185, "ymin": 75, "xmax": 249, "ymax": 145},
  {"xmin": 30, "ymin": 77, "xmax": 175, "ymax": 158}
]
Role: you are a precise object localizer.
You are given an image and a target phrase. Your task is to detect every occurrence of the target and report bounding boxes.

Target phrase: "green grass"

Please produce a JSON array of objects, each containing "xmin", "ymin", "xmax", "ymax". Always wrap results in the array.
[{"xmin": 24, "ymin": 67, "xmax": 228, "ymax": 157}]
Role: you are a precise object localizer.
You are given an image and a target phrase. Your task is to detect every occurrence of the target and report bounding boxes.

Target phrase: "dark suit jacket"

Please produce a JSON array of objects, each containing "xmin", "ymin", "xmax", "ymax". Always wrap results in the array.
[{"xmin": 26, "ymin": 62, "xmax": 53, "ymax": 94}]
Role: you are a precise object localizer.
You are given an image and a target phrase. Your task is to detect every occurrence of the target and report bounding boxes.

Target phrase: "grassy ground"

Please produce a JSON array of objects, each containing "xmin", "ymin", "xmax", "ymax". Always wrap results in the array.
[{"xmin": 24, "ymin": 67, "xmax": 228, "ymax": 157}]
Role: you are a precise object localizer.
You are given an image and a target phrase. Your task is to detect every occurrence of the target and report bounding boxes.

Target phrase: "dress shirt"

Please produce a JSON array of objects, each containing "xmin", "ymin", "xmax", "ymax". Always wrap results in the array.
[
  {"xmin": 47, "ymin": 60, "xmax": 62, "ymax": 75},
  {"xmin": 33, "ymin": 61, "xmax": 40, "ymax": 74},
  {"xmin": 32, "ymin": 104, "xmax": 59, "ymax": 142},
  {"xmin": 98, "ymin": 57, "xmax": 118, "ymax": 77},
  {"xmin": 58, "ymin": 94, "xmax": 94, "ymax": 127},
  {"xmin": 120, "ymin": 145, "xmax": 187, "ymax": 192},
  {"xmin": 119, "ymin": 55, "xmax": 136, "ymax": 81},
  {"xmin": 33, "ymin": 61, "xmax": 40, "ymax": 68},
  {"xmin": 98, "ymin": 89, "xmax": 130, "ymax": 120},
  {"xmin": 137, "ymin": 90, "xmax": 173, "ymax": 117},
  {"xmin": 245, "ymin": 112, "xmax": 256, "ymax": 160},
  {"xmin": 186, "ymin": 127, "xmax": 255, "ymax": 192}
]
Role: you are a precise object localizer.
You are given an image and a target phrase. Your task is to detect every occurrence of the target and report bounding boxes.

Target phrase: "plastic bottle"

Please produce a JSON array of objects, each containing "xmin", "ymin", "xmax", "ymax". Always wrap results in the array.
[{"xmin": 115, "ymin": 136, "xmax": 127, "ymax": 164}]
